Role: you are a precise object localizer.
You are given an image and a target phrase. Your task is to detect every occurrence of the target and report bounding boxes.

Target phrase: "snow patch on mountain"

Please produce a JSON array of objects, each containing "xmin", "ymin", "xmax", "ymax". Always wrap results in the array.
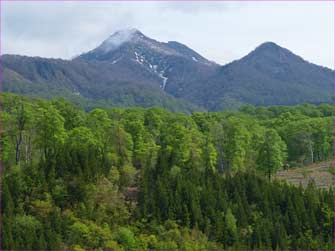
[
  {"xmin": 111, "ymin": 57, "xmax": 122, "ymax": 64},
  {"xmin": 73, "ymin": 88, "xmax": 81, "ymax": 96},
  {"xmin": 158, "ymin": 70, "xmax": 168, "ymax": 90},
  {"xmin": 134, "ymin": 51, "xmax": 142, "ymax": 64}
]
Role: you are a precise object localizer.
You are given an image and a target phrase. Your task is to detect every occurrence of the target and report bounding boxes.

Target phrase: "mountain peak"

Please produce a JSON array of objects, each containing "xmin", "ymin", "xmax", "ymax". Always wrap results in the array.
[
  {"xmin": 252, "ymin": 41, "xmax": 289, "ymax": 56},
  {"xmin": 256, "ymin": 41, "xmax": 281, "ymax": 50},
  {"xmin": 244, "ymin": 41, "xmax": 303, "ymax": 64},
  {"xmin": 113, "ymin": 28, "xmax": 144, "ymax": 38},
  {"xmin": 98, "ymin": 28, "xmax": 146, "ymax": 53},
  {"xmin": 78, "ymin": 29, "xmax": 215, "ymax": 65}
]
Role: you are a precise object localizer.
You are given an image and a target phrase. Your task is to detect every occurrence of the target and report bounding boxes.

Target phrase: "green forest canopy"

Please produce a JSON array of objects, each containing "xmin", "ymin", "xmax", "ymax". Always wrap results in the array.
[{"xmin": 1, "ymin": 93, "xmax": 333, "ymax": 250}]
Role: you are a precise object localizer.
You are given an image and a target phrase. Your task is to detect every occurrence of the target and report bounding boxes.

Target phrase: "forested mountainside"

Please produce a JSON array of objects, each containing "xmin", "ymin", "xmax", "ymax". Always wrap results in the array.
[
  {"xmin": 1, "ymin": 93, "xmax": 333, "ymax": 250},
  {"xmin": 190, "ymin": 42, "xmax": 334, "ymax": 110},
  {"xmin": 2, "ymin": 29, "xmax": 333, "ymax": 112},
  {"xmin": 2, "ymin": 54, "xmax": 201, "ymax": 113}
]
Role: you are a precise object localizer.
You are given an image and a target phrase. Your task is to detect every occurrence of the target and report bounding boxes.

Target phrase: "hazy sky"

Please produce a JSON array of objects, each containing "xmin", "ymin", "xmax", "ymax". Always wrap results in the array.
[{"xmin": 2, "ymin": 1, "xmax": 334, "ymax": 68}]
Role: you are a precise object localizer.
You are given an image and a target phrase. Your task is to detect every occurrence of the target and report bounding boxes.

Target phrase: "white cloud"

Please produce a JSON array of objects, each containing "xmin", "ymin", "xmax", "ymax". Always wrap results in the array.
[{"xmin": 2, "ymin": 1, "xmax": 333, "ymax": 68}]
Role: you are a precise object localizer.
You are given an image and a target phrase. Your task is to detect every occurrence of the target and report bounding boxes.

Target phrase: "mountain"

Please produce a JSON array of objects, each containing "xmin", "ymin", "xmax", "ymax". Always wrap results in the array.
[
  {"xmin": 2, "ymin": 29, "xmax": 333, "ymax": 112},
  {"xmin": 75, "ymin": 29, "xmax": 218, "ymax": 97},
  {"xmin": 2, "ymin": 29, "xmax": 211, "ymax": 113},
  {"xmin": 2, "ymin": 55, "xmax": 202, "ymax": 113},
  {"xmin": 191, "ymin": 42, "xmax": 334, "ymax": 110}
]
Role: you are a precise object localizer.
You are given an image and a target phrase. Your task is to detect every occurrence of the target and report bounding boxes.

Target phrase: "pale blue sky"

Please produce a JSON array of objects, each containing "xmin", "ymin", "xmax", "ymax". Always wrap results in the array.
[{"xmin": 2, "ymin": 1, "xmax": 334, "ymax": 68}]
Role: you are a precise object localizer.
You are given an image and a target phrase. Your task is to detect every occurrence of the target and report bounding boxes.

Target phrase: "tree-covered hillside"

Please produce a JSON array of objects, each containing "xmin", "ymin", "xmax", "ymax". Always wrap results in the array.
[
  {"xmin": 1, "ymin": 93, "xmax": 333, "ymax": 250},
  {"xmin": 3, "ymin": 32, "xmax": 333, "ymax": 112}
]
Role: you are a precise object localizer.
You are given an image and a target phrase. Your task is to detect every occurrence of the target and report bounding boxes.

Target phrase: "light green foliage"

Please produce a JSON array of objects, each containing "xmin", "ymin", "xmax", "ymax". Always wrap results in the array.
[
  {"xmin": 257, "ymin": 129, "xmax": 287, "ymax": 179},
  {"xmin": 110, "ymin": 121, "xmax": 133, "ymax": 166},
  {"xmin": 225, "ymin": 208, "xmax": 238, "ymax": 245},
  {"xmin": 35, "ymin": 103, "xmax": 66, "ymax": 160},
  {"xmin": 115, "ymin": 227, "xmax": 137, "ymax": 250},
  {"xmin": 120, "ymin": 164, "xmax": 137, "ymax": 187},
  {"xmin": 161, "ymin": 122, "xmax": 193, "ymax": 168},
  {"xmin": 223, "ymin": 118, "xmax": 252, "ymax": 171},
  {"xmin": 51, "ymin": 98, "xmax": 84, "ymax": 130},
  {"xmin": 1, "ymin": 93, "xmax": 333, "ymax": 250},
  {"xmin": 66, "ymin": 126, "xmax": 101, "ymax": 179}
]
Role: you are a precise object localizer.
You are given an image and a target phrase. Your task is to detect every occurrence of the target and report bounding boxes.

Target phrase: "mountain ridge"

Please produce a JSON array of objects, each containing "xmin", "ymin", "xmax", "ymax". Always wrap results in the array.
[{"xmin": 2, "ymin": 28, "xmax": 333, "ymax": 112}]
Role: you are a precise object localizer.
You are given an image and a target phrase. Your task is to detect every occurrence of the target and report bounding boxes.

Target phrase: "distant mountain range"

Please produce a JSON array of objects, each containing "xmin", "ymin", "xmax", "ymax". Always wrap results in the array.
[{"xmin": 2, "ymin": 28, "xmax": 333, "ymax": 112}]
